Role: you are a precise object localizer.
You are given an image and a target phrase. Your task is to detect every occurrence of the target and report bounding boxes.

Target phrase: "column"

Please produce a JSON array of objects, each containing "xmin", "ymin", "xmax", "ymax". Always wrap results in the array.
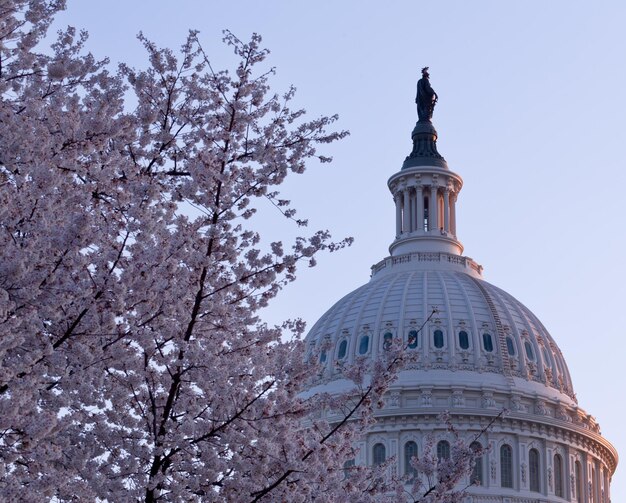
[
  {"xmin": 583, "ymin": 455, "xmax": 590, "ymax": 503},
  {"xmin": 416, "ymin": 185, "xmax": 424, "ymax": 232},
  {"xmin": 450, "ymin": 193, "xmax": 457, "ymax": 236},
  {"xmin": 409, "ymin": 191, "xmax": 414, "ymax": 231},
  {"xmin": 429, "ymin": 185, "xmax": 438, "ymax": 231},
  {"xmin": 395, "ymin": 192, "xmax": 402, "ymax": 237},
  {"xmin": 443, "ymin": 189, "xmax": 450, "ymax": 233},
  {"xmin": 403, "ymin": 188, "xmax": 410, "ymax": 234}
]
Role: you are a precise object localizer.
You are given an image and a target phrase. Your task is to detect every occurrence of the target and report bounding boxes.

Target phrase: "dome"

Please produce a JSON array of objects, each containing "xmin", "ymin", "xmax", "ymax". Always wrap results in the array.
[
  {"xmin": 304, "ymin": 81, "xmax": 617, "ymax": 501},
  {"xmin": 307, "ymin": 259, "xmax": 576, "ymax": 407}
]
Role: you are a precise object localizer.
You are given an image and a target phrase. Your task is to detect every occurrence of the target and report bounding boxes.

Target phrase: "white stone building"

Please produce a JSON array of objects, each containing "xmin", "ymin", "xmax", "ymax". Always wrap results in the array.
[{"xmin": 304, "ymin": 112, "xmax": 617, "ymax": 502}]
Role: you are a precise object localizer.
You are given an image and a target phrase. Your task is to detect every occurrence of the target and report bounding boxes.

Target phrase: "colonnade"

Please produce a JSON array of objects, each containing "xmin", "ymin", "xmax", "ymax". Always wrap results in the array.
[{"xmin": 394, "ymin": 185, "xmax": 457, "ymax": 237}]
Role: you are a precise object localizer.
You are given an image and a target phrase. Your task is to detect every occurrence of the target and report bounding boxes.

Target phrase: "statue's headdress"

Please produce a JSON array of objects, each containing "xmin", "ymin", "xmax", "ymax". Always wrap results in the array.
[{"xmin": 421, "ymin": 67, "xmax": 430, "ymax": 77}]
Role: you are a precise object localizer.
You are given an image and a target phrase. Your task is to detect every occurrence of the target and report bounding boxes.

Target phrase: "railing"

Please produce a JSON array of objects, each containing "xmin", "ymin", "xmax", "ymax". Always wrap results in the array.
[{"xmin": 370, "ymin": 251, "xmax": 483, "ymax": 277}]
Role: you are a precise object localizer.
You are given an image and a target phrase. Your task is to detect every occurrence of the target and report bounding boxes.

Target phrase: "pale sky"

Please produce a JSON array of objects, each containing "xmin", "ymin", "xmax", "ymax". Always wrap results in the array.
[{"xmin": 54, "ymin": 1, "xmax": 626, "ymax": 499}]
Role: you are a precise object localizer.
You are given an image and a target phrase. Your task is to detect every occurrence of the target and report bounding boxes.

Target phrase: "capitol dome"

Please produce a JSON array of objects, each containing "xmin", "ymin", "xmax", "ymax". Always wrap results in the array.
[
  {"xmin": 308, "ymin": 264, "xmax": 576, "ymax": 408},
  {"xmin": 304, "ymin": 89, "xmax": 617, "ymax": 501}
]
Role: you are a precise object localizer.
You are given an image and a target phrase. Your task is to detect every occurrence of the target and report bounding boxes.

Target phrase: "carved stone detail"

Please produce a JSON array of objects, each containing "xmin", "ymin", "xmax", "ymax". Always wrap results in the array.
[
  {"xmin": 548, "ymin": 467, "xmax": 553, "ymax": 491},
  {"xmin": 452, "ymin": 390, "xmax": 464, "ymax": 407},
  {"xmin": 388, "ymin": 392, "xmax": 401, "ymax": 408},
  {"xmin": 421, "ymin": 390, "xmax": 432, "ymax": 407}
]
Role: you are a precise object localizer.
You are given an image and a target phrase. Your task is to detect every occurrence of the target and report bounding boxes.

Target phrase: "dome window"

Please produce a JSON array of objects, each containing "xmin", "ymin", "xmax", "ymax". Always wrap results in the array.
[
  {"xmin": 408, "ymin": 329, "xmax": 418, "ymax": 349},
  {"xmin": 575, "ymin": 460, "xmax": 583, "ymax": 503},
  {"xmin": 458, "ymin": 330, "xmax": 469, "ymax": 350},
  {"xmin": 525, "ymin": 341, "xmax": 534, "ymax": 360},
  {"xmin": 500, "ymin": 444, "xmax": 513, "ymax": 488},
  {"xmin": 337, "ymin": 340, "xmax": 348, "ymax": 360},
  {"xmin": 482, "ymin": 333, "xmax": 494, "ymax": 352},
  {"xmin": 529, "ymin": 448, "xmax": 540, "ymax": 492},
  {"xmin": 343, "ymin": 459, "xmax": 355, "ymax": 479},
  {"xmin": 404, "ymin": 441, "xmax": 418, "ymax": 477},
  {"xmin": 373, "ymin": 443, "xmax": 386, "ymax": 466},
  {"xmin": 506, "ymin": 337, "xmax": 516, "ymax": 356},
  {"xmin": 433, "ymin": 329, "xmax": 444, "ymax": 349},
  {"xmin": 358, "ymin": 335, "xmax": 370, "ymax": 355},
  {"xmin": 554, "ymin": 454, "xmax": 564, "ymax": 497},
  {"xmin": 437, "ymin": 440, "xmax": 450, "ymax": 460},
  {"xmin": 383, "ymin": 332, "xmax": 393, "ymax": 351},
  {"xmin": 470, "ymin": 441, "xmax": 483, "ymax": 485}
]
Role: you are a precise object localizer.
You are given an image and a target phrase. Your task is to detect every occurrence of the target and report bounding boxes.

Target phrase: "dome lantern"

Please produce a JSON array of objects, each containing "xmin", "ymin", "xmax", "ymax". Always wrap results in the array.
[{"xmin": 388, "ymin": 70, "xmax": 468, "ymax": 261}]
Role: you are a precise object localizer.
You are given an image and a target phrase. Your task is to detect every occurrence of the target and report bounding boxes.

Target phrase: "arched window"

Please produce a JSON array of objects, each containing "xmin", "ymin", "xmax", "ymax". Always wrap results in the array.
[
  {"xmin": 437, "ymin": 440, "xmax": 450, "ymax": 460},
  {"xmin": 359, "ymin": 335, "xmax": 370, "ymax": 355},
  {"xmin": 343, "ymin": 458, "xmax": 355, "ymax": 479},
  {"xmin": 529, "ymin": 448, "xmax": 540, "ymax": 492},
  {"xmin": 554, "ymin": 453, "xmax": 564, "ymax": 497},
  {"xmin": 483, "ymin": 333, "xmax": 494, "ymax": 352},
  {"xmin": 470, "ymin": 441, "xmax": 483, "ymax": 485},
  {"xmin": 506, "ymin": 337, "xmax": 516, "ymax": 356},
  {"xmin": 433, "ymin": 329, "xmax": 444, "ymax": 349},
  {"xmin": 404, "ymin": 441, "xmax": 418, "ymax": 477},
  {"xmin": 525, "ymin": 341, "xmax": 534, "ymax": 360},
  {"xmin": 383, "ymin": 332, "xmax": 393, "ymax": 351},
  {"xmin": 373, "ymin": 443, "xmax": 386, "ymax": 466},
  {"xmin": 408, "ymin": 329, "xmax": 418, "ymax": 349},
  {"xmin": 458, "ymin": 330, "xmax": 469, "ymax": 350},
  {"xmin": 320, "ymin": 350, "xmax": 327, "ymax": 363},
  {"xmin": 575, "ymin": 460, "xmax": 583, "ymax": 503},
  {"xmin": 500, "ymin": 444, "xmax": 513, "ymax": 488},
  {"xmin": 337, "ymin": 339, "xmax": 348, "ymax": 360},
  {"xmin": 423, "ymin": 196, "xmax": 429, "ymax": 231}
]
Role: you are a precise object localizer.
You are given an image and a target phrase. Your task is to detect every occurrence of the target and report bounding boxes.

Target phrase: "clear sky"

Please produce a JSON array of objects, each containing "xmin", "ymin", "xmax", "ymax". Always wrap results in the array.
[{"xmin": 53, "ymin": 1, "xmax": 626, "ymax": 499}]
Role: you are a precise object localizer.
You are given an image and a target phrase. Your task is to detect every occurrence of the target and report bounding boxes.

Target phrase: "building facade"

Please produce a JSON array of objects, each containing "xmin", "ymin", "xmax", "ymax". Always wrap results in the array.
[{"xmin": 304, "ymin": 103, "xmax": 617, "ymax": 502}]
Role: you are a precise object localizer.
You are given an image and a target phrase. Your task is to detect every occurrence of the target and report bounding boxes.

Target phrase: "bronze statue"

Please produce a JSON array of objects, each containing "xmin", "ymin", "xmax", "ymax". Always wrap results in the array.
[{"xmin": 416, "ymin": 67, "xmax": 438, "ymax": 122}]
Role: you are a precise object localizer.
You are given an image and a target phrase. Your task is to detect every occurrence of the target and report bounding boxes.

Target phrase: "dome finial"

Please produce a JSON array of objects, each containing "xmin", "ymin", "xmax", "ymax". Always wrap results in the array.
[
  {"xmin": 404, "ymin": 69, "xmax": 446, "ymax": 169},
  {"xmin": 416, "ymin": 67, "xmax": 438, "ymax": 122}
]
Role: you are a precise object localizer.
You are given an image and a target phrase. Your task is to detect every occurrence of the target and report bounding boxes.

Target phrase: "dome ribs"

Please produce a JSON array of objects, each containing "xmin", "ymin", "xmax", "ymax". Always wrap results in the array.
[
  {"xmin": 434, "ymin": 271, "xmax": 456, "ymax": 362},
  {"xmin": 331, "ymin": 282, "xmax": 371, "ymax": 366},
  {"xmin": 469, "ymin": 276, "xmax": 516, "ymax": 382},
  {"xmin": 371, "ymin": 273, "xmax": 405, "ymax": 361},
  {"xmin": 398, "ymin": 271, "xmax": 418, "ymax": 343},
  {"xmin": 421, "ymin": 272, "xmax": 430, "ymax": 361},
  {"xmin": 450, "ymin": 273, "xmax": 482, "ymax": 368},
  {"xmin": 499, "ymin": 287, "xmax": 576, "ymax": 401}
]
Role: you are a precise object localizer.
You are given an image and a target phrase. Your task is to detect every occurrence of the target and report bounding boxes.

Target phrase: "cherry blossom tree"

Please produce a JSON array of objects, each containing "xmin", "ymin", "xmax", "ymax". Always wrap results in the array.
[{"xmin": 0, "ymin": 1, "xmax": 481, "ymax": 501}]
